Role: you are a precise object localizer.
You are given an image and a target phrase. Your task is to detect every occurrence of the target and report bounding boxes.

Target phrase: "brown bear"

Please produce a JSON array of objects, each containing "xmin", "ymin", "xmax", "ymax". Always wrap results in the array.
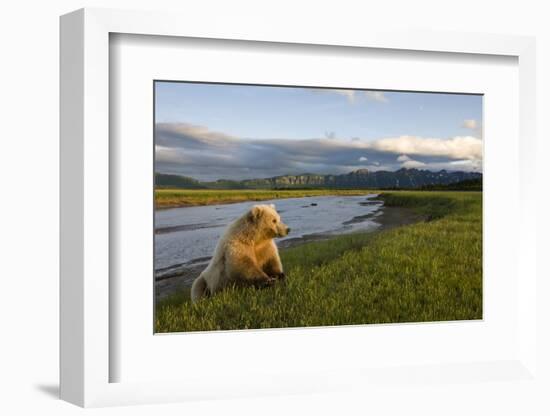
[{"xmin": 190, "ymin": 204, "xmax": 290, "ymax": 302}]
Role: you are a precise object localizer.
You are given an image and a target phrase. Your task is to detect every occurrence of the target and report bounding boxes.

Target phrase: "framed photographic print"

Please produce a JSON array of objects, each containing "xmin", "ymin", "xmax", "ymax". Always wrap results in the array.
[
  {"xmin": 60, "ymin": 8, "xmax": 539, "ymax": 408},
  {"xmin": 152, "ymin": 80, "xmax": 484, "ymax": 333}
]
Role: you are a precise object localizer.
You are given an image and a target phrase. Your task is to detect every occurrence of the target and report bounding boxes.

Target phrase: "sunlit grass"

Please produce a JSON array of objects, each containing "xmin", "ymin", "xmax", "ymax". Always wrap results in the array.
[{"xmin": 155, "ymin": 191, "xmax": 482, "ymax": 332}]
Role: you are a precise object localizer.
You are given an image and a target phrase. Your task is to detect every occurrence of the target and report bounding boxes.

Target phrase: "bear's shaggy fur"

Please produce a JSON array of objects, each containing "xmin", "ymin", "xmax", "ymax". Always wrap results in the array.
[{"xmin": 191, "ymin": 204, "xmax": 290, "ymax": 302}]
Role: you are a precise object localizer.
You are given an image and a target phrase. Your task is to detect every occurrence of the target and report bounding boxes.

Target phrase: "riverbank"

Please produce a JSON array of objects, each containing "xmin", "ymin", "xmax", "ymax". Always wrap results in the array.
[
  {"xmin": 156, "ymin": 191, "xmax": 482, "ymax": 332},
  {"xmin": 155, "ymin": 188, "xmax": 376, "ymax": 209},
  {"xmin": 154, "ymin": 203, "xmax": 424, "ymax": 301}
]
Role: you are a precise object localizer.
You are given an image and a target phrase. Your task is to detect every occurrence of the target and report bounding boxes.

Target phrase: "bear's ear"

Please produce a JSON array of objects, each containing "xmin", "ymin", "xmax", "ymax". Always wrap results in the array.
[
  {"xmin": 269, "ymin": 204, "xmax": 276, "ymax": 209},
  {"xmin": 248, "ymin": 205, "xmax": 263, "ymax": 222}
]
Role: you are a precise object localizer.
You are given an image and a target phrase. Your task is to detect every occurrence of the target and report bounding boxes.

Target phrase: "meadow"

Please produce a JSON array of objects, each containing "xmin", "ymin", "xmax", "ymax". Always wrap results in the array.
[
  {"xmin": 155, "ymin": 188, "xmax": 374, "ymax": 208},
  {"xmin": 155, "ymin": 191, "xmax": 482, "ymax": 332}
]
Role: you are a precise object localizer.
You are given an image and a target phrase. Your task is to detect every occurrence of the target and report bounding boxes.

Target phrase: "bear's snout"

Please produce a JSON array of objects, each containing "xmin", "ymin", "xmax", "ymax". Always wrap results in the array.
[{"xmin": 278, "ymin": 225, "xmax": 290, "ymax": 237}]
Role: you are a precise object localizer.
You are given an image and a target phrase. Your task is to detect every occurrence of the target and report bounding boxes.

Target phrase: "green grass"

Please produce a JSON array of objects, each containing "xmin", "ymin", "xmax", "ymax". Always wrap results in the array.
[
  {"xmin": 155, "ymin": 191, "xmax": 482, "ymax": 332},
  {"xmin": 155, "ymin": 188, "xmax": 375, "ymax": 208}
]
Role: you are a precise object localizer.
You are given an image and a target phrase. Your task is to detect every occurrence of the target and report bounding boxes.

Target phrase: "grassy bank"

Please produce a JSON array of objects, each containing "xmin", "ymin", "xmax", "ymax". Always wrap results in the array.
[
  {"xmin": 155, "ymin": 188, "xmax": 375, "ymax": 208},
  {"xmin": 155, "ymin": 191, "xmax": 482, "ymax": 332}
]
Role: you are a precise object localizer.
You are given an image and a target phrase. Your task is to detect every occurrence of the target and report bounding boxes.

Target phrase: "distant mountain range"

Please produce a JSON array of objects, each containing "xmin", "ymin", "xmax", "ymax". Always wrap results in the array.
[{"xmin": 156, "ymin": 168, "xmax": 482, "ymax": 190}]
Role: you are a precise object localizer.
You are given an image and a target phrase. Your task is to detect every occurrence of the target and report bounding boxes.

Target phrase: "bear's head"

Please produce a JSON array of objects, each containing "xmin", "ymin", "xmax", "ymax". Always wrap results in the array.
[{"xmin": 248, "ymin": 204, "xmax": 290, "ymax": 239}]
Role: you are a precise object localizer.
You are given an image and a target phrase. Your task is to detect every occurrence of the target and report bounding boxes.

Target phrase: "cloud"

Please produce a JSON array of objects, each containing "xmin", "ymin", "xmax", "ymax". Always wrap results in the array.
[
  {"xmin": 396, "ymin": 154, "xmax": 426, "ymax": 169},
  {"xmin": 370, "ymin": 135, "xmax": 482, "ymax": 161},
  {"xmin": 401, "ymin": 159, "xmax": 427, "ymax": 169},
  {"xmin": 155, "ymin": 123, "xmax": 482, "ymax": 181},
  {"xmin": 329, "ymin": 89, "xmax": 356, "ymax": 103},
  {"xmin": 310, "ymin": 89, "xmax": 388, "ymax": 104},
  {"xmin": 312, "ymin": 88, "xmax": 357, "ymax": 103},
  {"xmin": 364, "ymin": 91, "xmax": 388, "ymax": 102},
  {"xmin": 439, "ymin": 159, "xmax": 482, "ymax": 171},
  {"xmin": 462, "ymin": 119, "xmax": 478, "ymax": 130},
  {"xmin": 411, "ymin": 159, "xmax": 482, "ymax": 172},
  {"xmin": 155, "ymin": 122, "xmax": 239, "ymax": 150}
]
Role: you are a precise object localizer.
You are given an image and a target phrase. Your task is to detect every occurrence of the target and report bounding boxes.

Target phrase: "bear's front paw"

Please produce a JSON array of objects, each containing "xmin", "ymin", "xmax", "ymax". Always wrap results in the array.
[
  {"xmin": 275, "ymin": 272, "xmax": 286, "ymax": 281},
  {"xmin": 254, "ymin": 276, "xmax": 277, "ymax": 288},
  {"xmin": 264, "ymin": 277, "xmax": 278, "ymax": 287}
]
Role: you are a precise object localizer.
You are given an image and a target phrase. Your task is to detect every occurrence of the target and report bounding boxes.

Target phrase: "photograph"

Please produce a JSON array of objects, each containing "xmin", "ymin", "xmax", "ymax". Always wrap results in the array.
[{"xmin": 153, "ymin": 81, "xmax": 483, "ymax": 333}]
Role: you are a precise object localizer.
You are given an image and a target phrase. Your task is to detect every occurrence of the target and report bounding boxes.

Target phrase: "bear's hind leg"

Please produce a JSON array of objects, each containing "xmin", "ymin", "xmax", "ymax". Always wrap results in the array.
[{"xmin": 191, "ymin": 275, "xmax": 209, "ymax": 302}]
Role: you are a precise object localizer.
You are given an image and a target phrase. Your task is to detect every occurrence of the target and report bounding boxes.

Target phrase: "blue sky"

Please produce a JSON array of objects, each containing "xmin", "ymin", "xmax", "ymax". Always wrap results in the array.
[{"xmin": 155, "ymin": 81, "xmax": 482, "ymax": 181}]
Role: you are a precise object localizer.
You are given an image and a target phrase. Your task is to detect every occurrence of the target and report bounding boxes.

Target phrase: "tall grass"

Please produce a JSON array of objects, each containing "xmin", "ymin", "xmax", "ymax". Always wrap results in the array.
[{"xmin": 155, "ymin": 191, "xmax": 482, "ymax": 332}]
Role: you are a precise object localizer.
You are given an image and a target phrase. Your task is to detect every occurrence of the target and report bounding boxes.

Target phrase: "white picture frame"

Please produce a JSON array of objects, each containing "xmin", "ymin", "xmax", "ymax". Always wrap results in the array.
[{"xmin": 60, "ymin": 7, "xmax": 538, "ymax": 408}]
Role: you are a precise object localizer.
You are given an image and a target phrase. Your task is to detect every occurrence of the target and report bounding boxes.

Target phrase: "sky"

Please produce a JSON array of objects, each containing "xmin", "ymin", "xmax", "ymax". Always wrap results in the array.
[{"xmin": 155, "ymin": 81, "xmax": 483, "ymax": 181}]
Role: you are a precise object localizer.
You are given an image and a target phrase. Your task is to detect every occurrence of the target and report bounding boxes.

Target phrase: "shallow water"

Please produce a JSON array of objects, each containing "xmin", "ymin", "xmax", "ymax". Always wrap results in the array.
[{"xmin": 155, "ymin": 194, "xmax": 382, "ymax": 276}]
